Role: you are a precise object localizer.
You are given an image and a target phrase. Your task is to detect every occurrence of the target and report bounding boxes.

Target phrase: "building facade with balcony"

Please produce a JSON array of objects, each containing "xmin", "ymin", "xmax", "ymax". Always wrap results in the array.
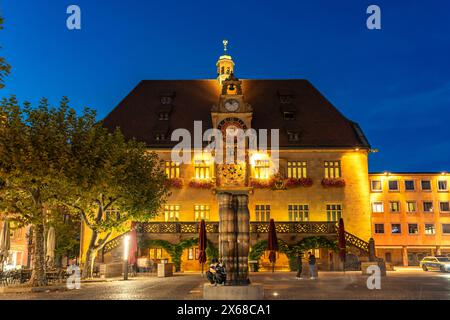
[
  {"xmin": 82, "ymin": 45, "xmax": 375, "ymax": 272},
  {"xmin": 370, "ymin": 172, "xmax": 450, "ymax": 266}
]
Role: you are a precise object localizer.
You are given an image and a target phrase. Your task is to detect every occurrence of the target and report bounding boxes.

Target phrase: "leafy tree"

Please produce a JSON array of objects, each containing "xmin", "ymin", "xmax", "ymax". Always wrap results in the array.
[
  {"xmin": 0, "ymin": 96, "xmax": 87, "ymax": 286},
  {"xmin": 62, "ymin": 124, "xmax": 169, "ymax": 278},
  {"xmin": 0, "ymin": 16, "xmax": 11, "ymax": 88}
]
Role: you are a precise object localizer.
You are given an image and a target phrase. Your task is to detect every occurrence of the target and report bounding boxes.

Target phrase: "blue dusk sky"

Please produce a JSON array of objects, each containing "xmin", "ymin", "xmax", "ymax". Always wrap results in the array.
[{"xmin": 1, "ymin": 0, "xmax": 450, "ymax": 172}]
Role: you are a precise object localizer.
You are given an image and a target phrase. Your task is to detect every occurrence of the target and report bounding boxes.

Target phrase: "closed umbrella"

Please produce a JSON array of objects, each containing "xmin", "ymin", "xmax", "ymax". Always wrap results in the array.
[
  {"xmin": 46, "ymin": 226, "xmax": 56, "ymax": 268},
  {"xmin": 0, "ymin": 220, "xmax": 11, "ymax": 271},
  {"xmin": 197, "ymin": 220, "xmax": 207, "ymax": 274},
  {"xmin": 338, "ymin": 218, "xmax": 346, "ymax": 272},
  {"xmin": 268, "ymin": 219, "xmax": 278, "ymax": 273}
]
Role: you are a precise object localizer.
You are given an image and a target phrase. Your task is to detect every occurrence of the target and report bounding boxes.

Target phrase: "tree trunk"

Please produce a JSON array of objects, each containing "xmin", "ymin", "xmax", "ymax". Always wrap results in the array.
[
  {"xmin": 82, "ymin": 230, "xmax": 98, "ymax": 279},
  {"xmin": 29, "ymin": 223, "xmax": 46, "ymax": 286}
]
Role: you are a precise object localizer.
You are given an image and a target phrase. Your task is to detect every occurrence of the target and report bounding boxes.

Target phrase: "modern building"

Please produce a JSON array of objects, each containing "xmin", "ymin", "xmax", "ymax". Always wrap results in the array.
[
  {"xmin": 84, "ymin": 43, "xmax": 375, "ymax": 272},
  {"xmin": 370, "ymin": 172, "xmax": 450, "ymax": 266}
]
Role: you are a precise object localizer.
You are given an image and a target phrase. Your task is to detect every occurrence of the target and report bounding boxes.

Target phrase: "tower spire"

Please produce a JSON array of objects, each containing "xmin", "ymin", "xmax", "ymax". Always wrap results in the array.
[{"xmin": 216, "ymin": 39, "xmax": 235, "ymax": 84}]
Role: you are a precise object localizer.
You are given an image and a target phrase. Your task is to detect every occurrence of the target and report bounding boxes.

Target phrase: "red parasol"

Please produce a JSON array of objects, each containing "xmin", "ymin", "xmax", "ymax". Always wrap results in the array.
[
  {"xmin": 268, "ymin": 219, "xmax": 278, "ymax": 273},
  {"xmin": 338, "ymin": 218, "xmax": 346, "ymax": 269},
  {"xmin": 198, "ymin": 219, "xmax": 207, "ymax": 274}
]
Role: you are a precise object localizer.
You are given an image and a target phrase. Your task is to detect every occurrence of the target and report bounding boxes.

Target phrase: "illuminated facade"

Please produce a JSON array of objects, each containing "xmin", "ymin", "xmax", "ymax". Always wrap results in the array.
[
  {"xmin": 370, "ymin": 172, "xmax": 450, "ymax": 266},
  {"xmin": 85, "ymin": 43, "xmax": 375, "ymax": 272}
]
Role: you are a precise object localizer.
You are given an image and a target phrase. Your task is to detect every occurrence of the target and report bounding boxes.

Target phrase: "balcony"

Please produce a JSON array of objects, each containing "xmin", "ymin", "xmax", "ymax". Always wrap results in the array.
[{"xmin": 138, "ymin": 221, "xmax": 337, "ymax": 235}]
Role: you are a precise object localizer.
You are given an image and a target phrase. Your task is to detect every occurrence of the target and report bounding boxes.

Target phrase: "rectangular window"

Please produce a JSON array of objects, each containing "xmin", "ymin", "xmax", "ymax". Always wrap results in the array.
[
  {"xmin": 164, "ymin": 205, "xmax": 180, "ymax": 222},
  {"xmin": 254, "ymin": 160, "xmax": 270, "ymax": 179},
  {"xmin": 324, "ymin": 161, "xmax": 341, "ymax": 178},
  {"xmin": 425, "ymin": 224, "xmax": 436, "ymax": 235},
  {"xmin": 423, "ymin": 201, "xmax": 433, "ymax": 213},
  {"xmin": 188, "ymin": 248, "xmax": 194, "ymax": 260},
  {"xmin": 374, "ymin": 224, "xmax": 385, "ymax": 234},
  {"xmin": 389, "ymin": 201, "xmax": 400, "ymax": 213},
  {"xmin": 406, "ymin": 201, "xmax": 417, "ymax": 213},
  {"xmin": 391, "ymin": 224, "xmax": 401, "ymax": 234},
  {"xmin": 194, "ymin": 160, "xmax": 210, "ymax": 179},
  {"xmin": 283, "ymin": 112, "xmax": 295, "ymax": 120},
  {"xmin": 255, "ymin": 205, "xmax": 271, "ymax": 221},
  {"xmin": 288, "ymin": 204, "xmax": 309, "ymax": 221},
  {"xmin": 421, "ymin": 180, "xmax": 432, "ymax": 191},
  {"xmin": 440, "ymin": 202, "xmax": 450, "ymax": 213},
  {"xmin": 408, "ymin": 224, "xmax": 419, "ymax": 234},
  {"xmin": 404, "ymin": 180, "xmax": 415, "ymax": 191},
  {"xmin": 287, "ymin": 161, "xmax": 307, "ymax": 178},
  {"xmin": 372, "ymin": 202, "xmax": 384, "ymax": 213},
  {"xmin": 194, "ymin": 205, "xmax": 210, "ymax": 221},
  {"xmin": 442, "ymin": 224, "xmax": 450, "ymax": 234},
  {"xmin": 388, "ymin": 180, "xmax": 399, "ymax": 191},
  {"xmin": 326, "ymin": 204, "xmax": 342, "ymax": 222},
  {"xmin": 438, "ymin": 180, "xmax": 448, "ymax": 191},
  {"xmin": 165, "ymin": 161, "xmax": 180, "ymax": 179},
  {"xmin": 371, "ymin": 180, "xmax": 382, "ymax": 192}
]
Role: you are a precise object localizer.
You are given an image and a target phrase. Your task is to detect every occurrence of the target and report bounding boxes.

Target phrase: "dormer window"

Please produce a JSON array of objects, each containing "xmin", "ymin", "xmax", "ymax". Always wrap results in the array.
[
  {"xmin": 155, "ymin": 133, "xmax": 166, "ymax": 141},
  {"xmin": 283, "ymin": 112, "xmax": 295, "ymax": 120},
  {"xmin": 158, "ymin": 112, "xmax": 169, "ymax": 120},
  {"xmin": 161, "ymin": 96, "xmax": 172, "ymax": 105},
  {"xmin": 279, "ymin": 95, "xmax": 293, "ymax": 104},
  {"xmin": 287, "ymin": 131, "xmax": 300, "ymax": 142}
]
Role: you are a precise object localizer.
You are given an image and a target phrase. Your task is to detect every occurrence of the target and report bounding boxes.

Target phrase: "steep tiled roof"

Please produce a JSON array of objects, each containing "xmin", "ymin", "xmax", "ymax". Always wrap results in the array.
[{"xmin": 102, "ymin": 79, "xmax": 370, "ymax": 149}]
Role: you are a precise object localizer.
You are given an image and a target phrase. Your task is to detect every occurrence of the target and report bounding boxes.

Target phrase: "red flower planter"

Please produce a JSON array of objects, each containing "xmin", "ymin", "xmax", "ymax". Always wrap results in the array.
[{"xmin": 321, "ymin": 178, "xmax": 345, "ymax": 188}]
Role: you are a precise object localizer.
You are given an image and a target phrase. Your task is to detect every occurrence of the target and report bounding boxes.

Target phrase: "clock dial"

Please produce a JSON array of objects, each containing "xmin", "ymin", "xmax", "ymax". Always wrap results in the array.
[{"xmin": 224, "ymin": 99, "xmax": 240, "ymax": 112}]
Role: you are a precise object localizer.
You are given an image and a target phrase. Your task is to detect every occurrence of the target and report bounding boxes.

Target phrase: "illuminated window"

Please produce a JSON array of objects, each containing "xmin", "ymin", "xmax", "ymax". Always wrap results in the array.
[
  {"xmin": 150, "ymin": 248, "xmax": 163, "ymax": 259},
  {"xmin": 391, "ymin": 224, "xmax": 401, "ymax": 234},
  {"xmin": 155, "ymin": 133, "xmax": 166, "ymax": 141},
  {"xmin": 406, "ymin": 201, "xmax": 417, "ymax": 213},
  {"xmin": 254, "ymin": 160, "xmax": 270, "ymax": 179},
  {"xmin": 255, "ymin": 205, "xmax": 270, "ymax": 221},
  {"xmin": 164, "ymin": 205, "xmax": 180, "ymax": 222},
  {"xmin": 324, "ymin": 161, "xmax": 341, "ymax": 178},
  {"xmin": 438, "ymin": 180, "xmax": 448, "ymax": 191},
  {"xmin": 372, "ymin": 202, "xmax": 384, "ymax": 213},
  {"xmin": 390, "ymin": 201, "xmax": 400, "ymax": 213},
  {"xmin": 105, "ymin": 207, "xmax": 120, "ymax": 220},
  {"xmin": 423, "ymin": 201, "xmax": 433, "ymax": 213},
  {"xmin": 287, "ymin": 161, "xmax": 307, "ymax": 178},
  {"xmin": 194, "ymin": 205, "xmax": 210, "ymax": 221},
  {"xmin": 388, "ymin": 180, "xmax": 399, "ymax": 191},
  {"xmin": 440, "ymin": 202, "xmax": 450, "ymax": 212},
  {"xmin": 158, "ymin": 113, "xmax": 169, "ymax": 120},
  {"xmin": 408, "ymin": 224, "xmax": 419, "ymax": 235},
  {"xmin": 165, "ymin": 161, "xmax": 180, "ymax": 178},
  {"xmin": 326, "ymin": 204, "xmax": 342, "ymax": 221},
  {"xmin": 194, "ymin": 160, "xmax": 210, "ymax": 179},
  {"xmin": 371, "ymin": 180, "xmax": 382, "ymax": 192},
  {"xmin": 188, "ymin": 248, "xmax": 198, "ymax": 260},
  {"xmin": 421, "ymin": 180, "xmax": 431, "ymax": 191},
  {"xmin": 425, "ymin": 224, "xmax": 435, "ymax": 235},
  {"xmin": 288, "ymin": 204, "xmax": 309, "ymax": 221},
  {"xmin": 374, "ymin": 224, "xmax": 384, "ymax": 234}
]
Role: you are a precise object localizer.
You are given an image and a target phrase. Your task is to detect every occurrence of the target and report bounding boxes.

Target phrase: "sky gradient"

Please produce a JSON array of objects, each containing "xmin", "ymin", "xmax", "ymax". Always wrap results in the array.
[{"xmin": 1, "ymin": 0, "xmax": 450, "ymax": 172}]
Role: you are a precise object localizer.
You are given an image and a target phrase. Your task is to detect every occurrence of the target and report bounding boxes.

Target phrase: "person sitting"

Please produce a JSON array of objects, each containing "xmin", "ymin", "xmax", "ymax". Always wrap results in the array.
[{"xmin": 206, "ymin": 258, "xmax": 226, "ymax": 285}]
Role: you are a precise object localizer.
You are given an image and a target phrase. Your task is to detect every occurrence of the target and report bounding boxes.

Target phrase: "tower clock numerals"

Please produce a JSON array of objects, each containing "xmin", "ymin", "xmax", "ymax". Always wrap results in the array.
[{"xmin": 224, "ymin": 99, "xmax": 240, "ymax": 112}]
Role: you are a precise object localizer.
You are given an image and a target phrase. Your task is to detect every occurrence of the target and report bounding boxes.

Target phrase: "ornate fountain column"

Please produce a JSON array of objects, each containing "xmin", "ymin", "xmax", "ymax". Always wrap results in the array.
[{"xmin": 217, "ymin": 192, "xmax": 250, "ymax": 285}]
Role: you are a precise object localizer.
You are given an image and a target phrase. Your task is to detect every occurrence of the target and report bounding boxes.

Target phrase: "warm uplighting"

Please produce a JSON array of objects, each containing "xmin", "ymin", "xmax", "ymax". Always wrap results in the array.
[
  {"xmin": 383, "ymin": 171, "xmax": 390, "ymax": 176},
  {"xmin": 441, "ymin": 171, "xmax": 447, "ymax": 176},
  {"xmin": 123, "ymin": 235, "xmax": 130, "ymax": 260},
  {"xmin": 250, "ymin": 152, "xmax": 271, "ymax": 179}
]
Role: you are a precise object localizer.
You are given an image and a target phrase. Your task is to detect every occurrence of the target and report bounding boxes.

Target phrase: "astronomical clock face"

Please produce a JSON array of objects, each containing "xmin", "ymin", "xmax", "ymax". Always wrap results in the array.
[
  {"xmin": 217, "ymin": 117, "xmax": 247, "ymax": 138},
  {"xmin": 224, "ymin": 99, "xmax": 240, "ymax": 112}
]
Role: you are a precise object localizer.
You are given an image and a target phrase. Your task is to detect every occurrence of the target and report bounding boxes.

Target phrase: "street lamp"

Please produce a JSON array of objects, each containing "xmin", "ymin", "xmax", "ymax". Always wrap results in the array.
[{"xmin": 123, "ymin": 235, "xmax": 130, "ymax": 280}]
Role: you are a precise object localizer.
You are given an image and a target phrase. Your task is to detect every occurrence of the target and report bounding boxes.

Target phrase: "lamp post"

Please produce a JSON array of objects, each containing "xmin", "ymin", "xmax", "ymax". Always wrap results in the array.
[{"xmin": 123, "ymin": 235, "xmax": 130, "ymax": 280}]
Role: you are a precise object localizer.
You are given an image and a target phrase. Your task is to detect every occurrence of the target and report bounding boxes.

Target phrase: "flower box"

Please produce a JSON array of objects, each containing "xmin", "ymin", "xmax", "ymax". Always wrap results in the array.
[
  {"xmin": 321, "ymin": 178, "xmax": 345, "ymax": 188},
  {"xmin": 165, "ymin": 178, "xmax": 183, "ymax": 189},
  {"xmin": 284, "ymin": 177, "xmax": 313, "ymax": 188},
  {"xmin": 188, "ymin": 179, "xmax": 214, "ymax": 189}
]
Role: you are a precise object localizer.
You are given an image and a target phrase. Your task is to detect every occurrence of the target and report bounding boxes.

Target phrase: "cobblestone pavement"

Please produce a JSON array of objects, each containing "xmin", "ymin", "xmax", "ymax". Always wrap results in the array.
[{"xmin": 1, "ymin": 269, "xmax": 450, "ymax": 300}]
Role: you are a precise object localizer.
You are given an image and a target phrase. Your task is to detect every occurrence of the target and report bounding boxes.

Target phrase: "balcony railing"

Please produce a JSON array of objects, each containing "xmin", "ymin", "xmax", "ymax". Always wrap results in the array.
[{"xmin": 138, "ymin": 221, "xmax": 337, "ymax": 235}]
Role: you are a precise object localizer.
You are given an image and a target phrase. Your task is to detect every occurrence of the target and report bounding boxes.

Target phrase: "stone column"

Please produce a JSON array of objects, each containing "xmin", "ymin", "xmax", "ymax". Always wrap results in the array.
[
  {"xmin": 217, "ymin": 193, "xmax": 235, "ymax": 282},
  {"xmin": 234, "ymin": 194, "xmax": 250, "ymax": 285},
  {"xmin": 402, "ymin": 246, "xmax": 408, "ymax": 266}
]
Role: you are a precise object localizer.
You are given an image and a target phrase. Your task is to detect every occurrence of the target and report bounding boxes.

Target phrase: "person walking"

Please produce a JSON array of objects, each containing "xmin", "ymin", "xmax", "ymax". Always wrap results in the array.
[
  {"xmin": 308, "ymin": 252, "xmax": 317, "ymax": 280},
  {"xmin": 296, "ymin": 253, "xmax": 303, "ymax": 279}
]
